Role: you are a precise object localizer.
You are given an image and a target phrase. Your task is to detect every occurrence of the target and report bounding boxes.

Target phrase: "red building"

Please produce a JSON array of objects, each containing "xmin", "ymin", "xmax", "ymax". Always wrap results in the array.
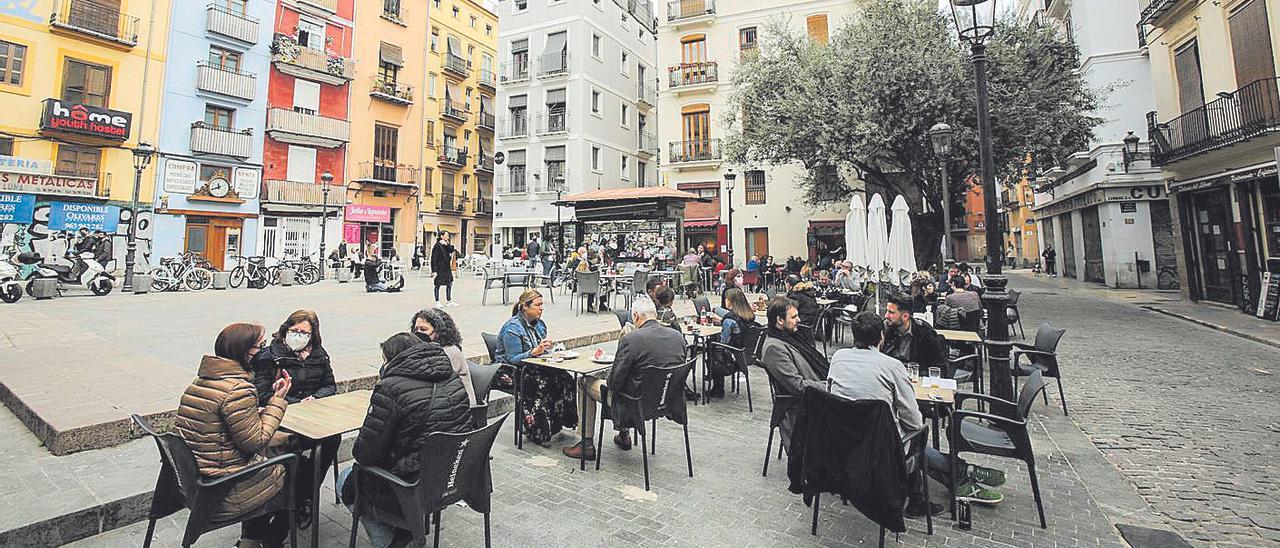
[{"xmin": 257, "ymin": 0, "xmax": 356, "ymax": 259}]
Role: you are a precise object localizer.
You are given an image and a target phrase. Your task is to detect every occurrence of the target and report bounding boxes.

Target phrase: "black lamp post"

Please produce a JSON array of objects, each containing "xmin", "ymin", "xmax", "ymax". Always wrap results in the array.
[
  {"xmin": 319, "ymin": 171, "xmax": 333, "ymax": 279},
  {"xmin": 123, "ymin": 142, "xmax": 155, "ymax": 292},
  {"xmin": 929, "ymin": 122, "xmax": 955, "ymax": 268},
  {"xmin": 723, "ymin": 169, "xmax": 736, "ymax": 266},
  {"xmin": 553, "ymin": 174, "xmax": 566, "ymax": 265},
  {"xmin": 950, "ymin": 0, "xmax": 1016, "ymax": 414},
  {"xmin": 1121, "ymin": 130, "xmax": 1144, "ymax": 173}
]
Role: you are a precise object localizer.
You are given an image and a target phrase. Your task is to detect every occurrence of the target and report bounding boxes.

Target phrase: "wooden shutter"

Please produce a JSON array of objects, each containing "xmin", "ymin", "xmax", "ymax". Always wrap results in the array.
[
  {"xmin": 1229, "ymin": 0, "xmax": 1276, "ymax": 87},
  {"xmin": 807, "ymin": 14, "xmax": 828, "ymax": 44},
  {"xmin": 1174, "ymin": 40, "xmax": 1206, "ymax": 114}
]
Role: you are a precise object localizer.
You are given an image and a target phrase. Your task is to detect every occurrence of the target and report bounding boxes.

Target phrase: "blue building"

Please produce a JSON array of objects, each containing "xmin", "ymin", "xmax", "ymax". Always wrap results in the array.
[{"xmin": 149, "ymin": 1, "xmax": 273, "ymax": 271}]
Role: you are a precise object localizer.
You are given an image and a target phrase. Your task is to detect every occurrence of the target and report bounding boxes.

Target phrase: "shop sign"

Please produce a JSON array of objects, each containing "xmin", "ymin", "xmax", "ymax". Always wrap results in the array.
[
  {"xmin": 163, "ymin": 159, "xmax": 198, "ymax": 194},
  {"xmin": 1035, "ymin": 189, "xmax": 1104, "ymax": 218},
  {"xmin": 1103, "ymin": 186, "xmax": 1164, "ymax": 201},
  {"xmin": 1172, "ymin": 164, "xmax": 1278, "ymax": 193},
  {"xmin": 343, "ymin": 222, "xmax": 361, "ymax": 243},
  {"xmin": 48, "ymin": 202, "xmax": 120, "ymax": 231},
  {"xmin": 40, "ymin": 99, "xmax": 132, "ymax": 141},
  {"xmin": 0, "ymin": 155, "xmax": 53, "ymax": 175},
  {"xmin": 233, "ymin": 167, "xmax": 260, "ymax": 200},
  {"xmin": 0, "ymin": 192, "xmax": 36, "ymax": 223},
  {"xmin": 0, "ymin": 171, "xmax": 98, "ymax": 198},
  {"xmin": 344, "ymin": 204, "xmax": 390, "ymax": 223}
]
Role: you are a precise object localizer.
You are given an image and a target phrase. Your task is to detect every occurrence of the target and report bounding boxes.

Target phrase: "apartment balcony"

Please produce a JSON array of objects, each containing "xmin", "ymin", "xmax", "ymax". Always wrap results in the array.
[
  {"xmin": 444, "ymin": 53, "xmax": 471, "ymax": 79},
  {"xmin": 667, "ymin": 138, "xmax": 722, "ymax": 171},
  {"xmin": 498, "ymin": 115, "xmax": 528, "ymax": 139},
  {"xmin": 442, "ymin": 100, "xmax": 469, "ymax": 124},
  {"xmin": 206, "ymin": 4, "xmax": 259, "ymax": 44},
  {"xmin": 666, "ymin": 0, "xmax": 714, "ymax": 28},
  {"xmin": 637, "ymin": 81, "xmax": 657, "ymax": 109},
  {"xmin": 475, "ymin": 151, "xmax": 495, "ymax": 174},
  {"xmin": 496, "ymin": 171, "xmax": 528, "ymax": 195},
  {"xmin": 1139, "ymin": 0, "xmax": 1180, "ymax": 28},
  {"xmin": 262, "ymin": 179, "xmax": 331, "ymax": 206},
  {"xmin": 381, "ymin": 0, "xmax": 406, "ymax": 25},
  {"xmin": 355, "ymin": 161, "xmax": 419, "ymax": 190},
  {"xmin": 628, "ymin": 0, "xmax": 656, "ymax": 33},
  {"xmin": 196, "ymin": 62, "xmax": 257, "ymax": 102},
  {"xmin": 190, "ymin": 123, "xmax": 253, "ymax": 159},
  {"xmin": 479, "ymin": 68, "xmax": 497, "ymax": 90},
  {"xmin": 369, "ymin": 75, "xmax": 414, "ymax": 105},
  {"xmin": 478, "ymin": 111, "xmax": 496, "ymax": 132},
  {"xmin": 50, "ymin": 0, "xmax": 139, "ymax": 48},
  {"xmin": 500, "ymin": 61, "xmax": 529, "ymax": 85},
  {"xmin": 439, "ymin": 146, "xmax": 468, "ymax": 168},
  {"xmin": 537, "ymin": 53, "xmax": 570, "ymax": 79},
  {"xmin": 1147, "ymin": 77, "xmax": 1280, "ymax": 167},
  {"xmin": 474, "ymin": 197, "xmax": 494, "ymax": 217},
  {"xmin": 298, "ymin": 0, "xmax": 337, "ymax": 13},
  {"xmin": 271, "ymin": 33, "xmax": 355, "ymax": 86},
  {"xmin": 637, "ymin": 131, "xmax": 657, "ymax": 158},
  {"xmin": 536, "ymin": 110, "xmax": 569, "ymax": 136},
  {"xmin": 266, "ymin": 107, "xmax": 349, "ymax": 148},
  {"xmin": 438, "ymin": 192, "xmax": 464, "ymax": 214},
  {"xmin": 668, "ymin": 62, "xmax": 718, "ymax": 95}
]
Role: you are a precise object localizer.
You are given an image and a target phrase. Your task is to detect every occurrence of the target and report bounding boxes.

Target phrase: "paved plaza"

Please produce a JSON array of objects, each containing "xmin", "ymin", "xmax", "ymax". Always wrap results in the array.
[{"xmin": 0, "ymin": 270, "xmax": 1277, "ymax": 547}]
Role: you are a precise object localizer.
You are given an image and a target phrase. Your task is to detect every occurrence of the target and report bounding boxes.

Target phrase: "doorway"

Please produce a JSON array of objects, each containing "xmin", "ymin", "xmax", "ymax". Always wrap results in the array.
[
  {"xmin": 1081, "ymin": 206, "xmax": 1105, "ymax": 283},
  {"xmin": 1192, "ymin": 189, "xmax": 1237, "ymax": 304},
  {"xmin": 185, "ymin": 216, "xmax": 243, "ymax": 270},
  {"xmin": 745, "ymin": 227, "xmax": 768, "ymax": 259}
]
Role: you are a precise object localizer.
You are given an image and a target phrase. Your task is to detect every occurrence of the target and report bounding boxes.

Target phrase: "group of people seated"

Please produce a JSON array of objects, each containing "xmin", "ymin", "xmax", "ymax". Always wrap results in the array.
[{"xmin": 175, "ymin": 307, "xmax": 476, "ymax": 548}]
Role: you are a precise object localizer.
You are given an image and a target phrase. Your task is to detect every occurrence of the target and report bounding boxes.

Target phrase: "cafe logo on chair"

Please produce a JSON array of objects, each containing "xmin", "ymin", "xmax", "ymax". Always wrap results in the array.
[{"xmin": 40, "ymin": 99, "xmax": 132, "ymax": 141}]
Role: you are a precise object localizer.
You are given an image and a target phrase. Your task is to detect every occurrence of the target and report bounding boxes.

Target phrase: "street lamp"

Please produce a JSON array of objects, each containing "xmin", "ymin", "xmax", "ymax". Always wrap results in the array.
[
  {"xmin": 320, "ymin": 171, "xmax": 333, "ymax": 280},
  {"xmin": 123, "ymin": 142, "xmax": 155, "ymax": 292},
  {"xmin": 929, "ymin": 122, "xmax": 955, "ymax": 268},
  {"xmin": 949, "ymin": 0, "xmax": 1016, "ymax": 414},
  {"xmin": 553, "ymin": 174, "xmax": 566, "ymax": 266},
  {"xmin": 1121, "ymin": 130, "xmax": 1144, "ymax": 173},
  {"xmin": 723, "ymin": 169, "xmax": 736, "ymax": 266}
]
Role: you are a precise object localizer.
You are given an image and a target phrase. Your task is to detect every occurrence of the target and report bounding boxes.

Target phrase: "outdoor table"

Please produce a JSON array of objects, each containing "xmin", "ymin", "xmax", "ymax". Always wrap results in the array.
[
  {"xmin": 913, "ymin": 380, "xmax": 956, "ymax": 450},
  {"xmin": 815, "ymin": 298, "xmax": 838, "ymax": 307},
  {"xmin": 279, "ymin": 389, "xmax": 374, "ymax": 548},
  {"xmin": 680, "ymin": 322, "xmax": 722, "ymax": 405},
  {"xmin": 523, "ymin": 353, "xmax": 613, "ymax": 470},
  {"xmin": 937, "ymin": 329, "xmax": 983, "ymax": 343}
]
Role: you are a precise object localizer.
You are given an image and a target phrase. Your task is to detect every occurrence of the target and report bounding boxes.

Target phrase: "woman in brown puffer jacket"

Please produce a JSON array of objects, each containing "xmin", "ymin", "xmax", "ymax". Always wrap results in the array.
[{"xmin": 175, "ymin": 323, "xmax": 294, "ymax": 548}]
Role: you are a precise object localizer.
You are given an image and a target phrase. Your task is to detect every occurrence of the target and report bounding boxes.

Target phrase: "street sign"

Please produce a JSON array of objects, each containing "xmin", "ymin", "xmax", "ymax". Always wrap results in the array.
[{"xmin": 494, "ymin": 151, "xmax": 505, "ymax": 165}]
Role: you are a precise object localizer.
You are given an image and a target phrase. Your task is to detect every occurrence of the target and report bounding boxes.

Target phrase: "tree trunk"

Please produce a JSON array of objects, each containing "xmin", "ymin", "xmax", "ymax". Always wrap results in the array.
[{"xmin": 911, "ymin": 210, "xmax": 944, "ymax": 273}]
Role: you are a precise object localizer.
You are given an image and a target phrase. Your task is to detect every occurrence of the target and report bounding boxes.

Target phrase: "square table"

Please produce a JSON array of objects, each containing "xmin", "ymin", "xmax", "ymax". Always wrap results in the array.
[
  {"xmin": 936, "ymin": 329, "xmax": 983, "ymax": 343},
  {"xmin": 522, "ymin": 353, "xmax": 613, "ymax": 470},
  {"xmin": 913, "ymin": 380, "xmax": 956, "ymax": 450},
  {"xmin": 280, "ymin": 390, "xmax": 374, "ymax": 548}
]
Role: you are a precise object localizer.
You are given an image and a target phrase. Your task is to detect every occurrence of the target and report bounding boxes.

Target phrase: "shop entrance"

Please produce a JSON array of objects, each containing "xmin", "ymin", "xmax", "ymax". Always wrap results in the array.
[
  {"xmin": 184, "ymin": 216, "xmax": 243, "ymax": 270},
  {"xmin": 1192, "ymin": 189, "xmax": 1237, "ymax": 304},
  {"xmin": 1081, "ymin": 206, "xmax": 1105, "ymax": 283}
]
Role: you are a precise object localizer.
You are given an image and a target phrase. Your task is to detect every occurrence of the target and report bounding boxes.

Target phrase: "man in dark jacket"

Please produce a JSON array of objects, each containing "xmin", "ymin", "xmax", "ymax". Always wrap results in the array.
[
  {"xmin": 364, "ymin": 253, "xmax": 403, "ymax": 293},
  {"xmin": 880, "ymin": 295, "xmax": 945, "ymax": 372},
  {"xmin": 91, "ymin": 230, "xmax": 113, "ymax": 269},
  {"xmin": 785, "ymin": 275, "xmax": 821, "ymax": 342},
  {"xmin": 525, "ymin": 236, "xmax": 540, "ymax": 269},
  {"xmin": 563, "ymin": 297, "xmax": 686, "ymax": 460}
]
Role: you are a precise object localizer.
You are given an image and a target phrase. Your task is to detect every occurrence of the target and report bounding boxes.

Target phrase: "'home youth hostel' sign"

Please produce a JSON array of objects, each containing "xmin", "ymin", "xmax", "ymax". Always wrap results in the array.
[{"xmin": 40, "ymin": 99, "xmax": 132, "ymax": 141}]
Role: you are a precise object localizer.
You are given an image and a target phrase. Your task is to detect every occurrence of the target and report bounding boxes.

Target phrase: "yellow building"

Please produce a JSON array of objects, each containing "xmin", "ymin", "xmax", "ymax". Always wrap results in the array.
[
  {"xmin": 346, "ymin": 0, "xmax": 431, "ymax": 259},
  {"xmin": 421, "ymin": 0, "xmax": 498, "ymax": 258},
  {"xmin": 0, "ymin": 0, "xmax": 169, "ymax": 272},
  {"xmin": 1141, "ymin": 0, "xmax": 1280, "ymax": 310},
  {"xmin": 1001, "ymin": 173, "xmax": 1040, "ymax": 269}
]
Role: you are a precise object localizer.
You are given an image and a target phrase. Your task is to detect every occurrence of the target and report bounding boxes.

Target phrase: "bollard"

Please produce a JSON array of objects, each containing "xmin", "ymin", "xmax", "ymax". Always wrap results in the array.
[
  {"xmin": 31, "ymin": 278, "xmax": 59, "ymax": 300},
  {"xmin": 279, "ymin": 268, "xmax": 297, "ymax": 287},
  {"xmin": 336, "ymin": 268, "xmax": 352, "ymax": 283},
  {"xmin": 132, "ymin": 274, "xmax": 151, "ymax": 294},
  {"xmin": 211, "ymin": 270, "xmax": 229, "ymax": 290}
]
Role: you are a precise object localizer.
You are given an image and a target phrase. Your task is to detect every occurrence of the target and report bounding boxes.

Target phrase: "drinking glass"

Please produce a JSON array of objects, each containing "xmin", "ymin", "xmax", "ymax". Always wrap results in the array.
[{"xmin": 907, "ymin": 363, "xmax": 919, "ymax": 384}]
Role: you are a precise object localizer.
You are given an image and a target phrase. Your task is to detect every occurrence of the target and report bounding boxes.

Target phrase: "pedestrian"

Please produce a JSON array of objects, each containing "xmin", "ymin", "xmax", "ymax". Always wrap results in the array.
[
  {"xmin": 525, "ymin": 236, "xmax": 541, "ymax": 270},
  {"xmin": 1005, "ymin": 248, "xmax": 1015, "ymax": 269},
  {"xmin": 431, "ymin": 232, "xmax": 458, "ymax": 307},
  {"xmin": 1042, "ymin": 245, "xmax": 1057, "ymax": 277}
]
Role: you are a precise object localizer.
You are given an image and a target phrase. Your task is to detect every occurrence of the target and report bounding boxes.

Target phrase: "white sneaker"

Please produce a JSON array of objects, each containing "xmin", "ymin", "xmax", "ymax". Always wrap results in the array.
[
  {"xmin": 434, "ymin": 301, "xmax": 445, "ymax": 308},
  {"xmin": 447, "ymin": 301, "xmax": 460, "ymax": 307}
]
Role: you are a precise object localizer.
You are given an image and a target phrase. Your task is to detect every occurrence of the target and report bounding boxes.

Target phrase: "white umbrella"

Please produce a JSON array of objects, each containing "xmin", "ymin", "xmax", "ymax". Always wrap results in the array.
[
  {"xmin": 887, "ymin": 195, "xmax": 917, "ymax": 285},
  {"xmin": 845, "ymin": 194, "xmax": 867, "ymax": 270},
  {"xmin": 865, "ymin": 193, "xmax": 889, "ymax": 279}
]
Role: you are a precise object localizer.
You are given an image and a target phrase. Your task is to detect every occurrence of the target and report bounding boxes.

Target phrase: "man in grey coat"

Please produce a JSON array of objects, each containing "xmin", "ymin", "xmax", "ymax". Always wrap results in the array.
[{"xmin": 760, "ymin": 297, "xmax": 830, "ymax": 447}]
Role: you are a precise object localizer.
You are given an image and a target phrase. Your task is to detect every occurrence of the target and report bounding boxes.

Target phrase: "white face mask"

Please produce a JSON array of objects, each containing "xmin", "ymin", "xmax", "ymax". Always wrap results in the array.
[{"xmin": 285, "ymin": 332, "xmax": 311, "ymax": 352}]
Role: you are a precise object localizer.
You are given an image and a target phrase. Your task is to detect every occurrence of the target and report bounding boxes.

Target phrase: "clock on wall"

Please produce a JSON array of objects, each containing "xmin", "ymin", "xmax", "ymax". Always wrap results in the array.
[{"xmin": 208, "ymin": 177, "xmax": 231, "ymax": 198}]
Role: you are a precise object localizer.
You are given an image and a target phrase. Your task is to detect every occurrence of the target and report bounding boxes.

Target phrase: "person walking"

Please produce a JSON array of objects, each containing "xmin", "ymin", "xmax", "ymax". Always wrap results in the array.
[
  {"xmin": 1042, "ymin": 245, "xmax": 1057, "ymax": 277},
  {"xmin": 431, "ymin": 232, "xmax": 458, "ymax": 307},
  {"xmin": 525, "ymin": 236, "xmax": 541, "ymax": 271}
]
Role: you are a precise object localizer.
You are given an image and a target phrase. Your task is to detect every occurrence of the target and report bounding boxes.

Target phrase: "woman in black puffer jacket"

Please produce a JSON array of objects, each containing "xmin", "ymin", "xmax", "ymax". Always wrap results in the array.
[{"xmin": 340, "ymin": 332, "xmax": 471, "ymax": 548}]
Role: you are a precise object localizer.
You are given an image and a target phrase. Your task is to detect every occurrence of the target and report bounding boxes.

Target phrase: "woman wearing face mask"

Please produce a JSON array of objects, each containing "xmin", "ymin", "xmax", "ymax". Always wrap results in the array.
[
  {"xmin": 251, "ymin": 309, "xmax": 338, "ymax": 523},
  {"xmin": 410, "ymin": 308, "xmax": 478, "ymax": 406}
]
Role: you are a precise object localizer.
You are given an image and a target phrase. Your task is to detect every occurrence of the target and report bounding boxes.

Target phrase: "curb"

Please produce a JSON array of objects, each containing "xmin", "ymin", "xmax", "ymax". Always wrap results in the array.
[{"xmin": 1140, "ymin": 306, "xmax": 1280, "ymax": 351}]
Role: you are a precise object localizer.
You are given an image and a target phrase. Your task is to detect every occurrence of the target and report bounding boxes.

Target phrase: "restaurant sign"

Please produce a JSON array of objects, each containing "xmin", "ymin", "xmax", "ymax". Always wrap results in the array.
[
  {"xmin": 0, "ymin": 171, "xmax": 99, "ymax": 198},
  {"xmin": 344, "ymin": 204, "xmax": 391, "ymax": 223},
  {"xmin": 1171, "ymin": 165, "xmax": 1278, "ymax": 193},
  {"xmin": 40, "ymin": 99, "xmax": 132, "ymax": 141}
]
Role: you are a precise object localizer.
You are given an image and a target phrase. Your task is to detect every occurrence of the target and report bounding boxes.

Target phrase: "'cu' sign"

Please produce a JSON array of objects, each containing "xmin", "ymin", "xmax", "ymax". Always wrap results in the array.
[{"xmin": 1129, "ymin": 186, "xmax": 1163, "ymax": 200}]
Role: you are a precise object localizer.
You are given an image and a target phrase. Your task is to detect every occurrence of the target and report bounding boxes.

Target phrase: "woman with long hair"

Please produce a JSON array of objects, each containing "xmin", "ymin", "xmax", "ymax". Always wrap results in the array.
[
  {"xmin": 494, "ymin": 289, "xmax": 578, "ymax": 446},
  {"xmin": 411, "ymin": 308, "xmax": 478, "ymax": 405},
  {"xmin": 709, "ymin": 287, "xmax": 756, "ymax": 398}
]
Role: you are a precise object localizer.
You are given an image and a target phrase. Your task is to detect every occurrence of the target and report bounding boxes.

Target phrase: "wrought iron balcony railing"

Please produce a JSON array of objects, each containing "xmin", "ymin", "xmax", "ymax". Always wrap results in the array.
[
  {"xmin": 667, "ymin": 138, "xmax": 722, "ymax": 164},
  {"xmin": 1147, "ymin": 77, "xmax": 1280, "ymax": 166}
]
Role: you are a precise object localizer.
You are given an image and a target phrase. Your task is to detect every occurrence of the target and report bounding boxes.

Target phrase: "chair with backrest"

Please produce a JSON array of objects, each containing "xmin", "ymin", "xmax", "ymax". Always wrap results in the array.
[
  {"xmin": 705, "ymin": 322, "xmax": 763, "ymax": 411},
  {"xmin": 1005, "ymin": 289, "xmax": 1025, "ymax": 338},
  {"xmin": 347, "ymin": 415, "xmax": 509, "ymax": 548},
  {"xmin": 594, "ymin": 358, "xmax": 695, "ymax": 491},
  {"xmin": 693, "ymin": 296, "xmax": 711, "ymax": 318},
  {"xmin": 614, "ymin": 309, "xmax": 631, "ymax": 329},
  {"xmin": 502, "ymin": 270, "xmax": 532, "ymax": 304},
  {"xmin": 481, "ymin": 332, "xmax": 523, "ymax": 446},
  {"xmin": 1010, "ymin": 323, "xmax": 1068, "ymax": 415},
  {"xmin": 759, "ymin": 367, "xmax": 799, "ymax": 478},
  {"xmin": 575, "ymin": 271, "xmax": 601, "ymax": 315},
  {"xmin": 480, "ymin": 266, "xmax": 505, "ymax": 305},
  {"xmin": 621, "ymin": 270, "xmax": 648, "ymax": 310},
  {"xmin": 133, "ymin": 414, "xmax": 299, "ymax": 548},
  {"xmin": 948, "ymin": 371, "xmax": 1050, "ymax": 528},
  {"xmin": 480, "ymin": 332, "xmax": 500, "ymax": 363},
  {"xmin": 467, "ymin": 362, "xmax": 501, "ymax": 428}
]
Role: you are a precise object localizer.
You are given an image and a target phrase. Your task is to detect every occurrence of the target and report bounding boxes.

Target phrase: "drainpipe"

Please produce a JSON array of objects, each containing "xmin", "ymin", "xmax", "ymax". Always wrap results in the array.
[{"xmin": 416, "ymin": 1, "xmax": 431, "ymax": 255}]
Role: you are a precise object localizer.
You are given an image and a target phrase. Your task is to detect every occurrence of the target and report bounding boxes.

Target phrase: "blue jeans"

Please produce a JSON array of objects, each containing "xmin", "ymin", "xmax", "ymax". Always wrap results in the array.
[{"xmin": 337, "ymin": 466, "xmax": 404, "ymax": 548}]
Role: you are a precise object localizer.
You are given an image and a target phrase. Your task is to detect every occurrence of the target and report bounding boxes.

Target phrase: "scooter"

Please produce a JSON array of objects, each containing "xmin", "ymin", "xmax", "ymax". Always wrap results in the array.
[
  {"xmin": 20, "ymin": 250, "xmax": 115, "ymax": 296},
  {"xmin": 0, "ymin": 247, "xmax": 21, "ymax": 303}
]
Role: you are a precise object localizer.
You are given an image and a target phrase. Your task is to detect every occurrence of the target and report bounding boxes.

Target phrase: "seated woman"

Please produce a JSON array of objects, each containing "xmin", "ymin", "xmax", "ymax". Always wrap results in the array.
[
  {"xmin": 708, "ymin": 287, "xmax": 756, "ymax": 398},
  {"xmin": 364, "ymin": 253, "xmax": 404, "ymax": 293},
  {"xmin": 494, "ymin": 289, "xmax": 578, "ymax": 446},
  {"xmin": 175, "ymin": 323, "xmax": 293, "ymax": 548},
  {"xmin": 411, "ymin": 308, "xmax": 478, "ymax": 406},
  {"xmin": 339, "ymin": 333, "xmax": 472, "ymax": 548}
]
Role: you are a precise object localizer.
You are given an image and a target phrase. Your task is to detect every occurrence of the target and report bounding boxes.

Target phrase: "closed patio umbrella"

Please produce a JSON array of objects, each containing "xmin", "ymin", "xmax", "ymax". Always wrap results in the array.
[
  {"xmin": 887, "ymin": 195, "xmax": 917, "ymax": 285},
  {"xmin": 865, "ymin": 193, "xmax": 889, "ymax": 280},
  {"xmin": 845, "ymin": 194, "xmax": 867, "ymax": 271}
]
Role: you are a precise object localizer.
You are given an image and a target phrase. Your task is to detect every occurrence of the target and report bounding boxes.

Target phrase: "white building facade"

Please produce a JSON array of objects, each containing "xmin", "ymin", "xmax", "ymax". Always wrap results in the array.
[
  {"xmin": 1023, "ymin": 0, "xmax": 1178, "ymax": 289},
  {"xmin": 493, "ymin": 0, "xmax": 660, "ymax": 254},
  {"xmin": 657, "ymin": 0, "xmax": 853, "ymax": 266}
]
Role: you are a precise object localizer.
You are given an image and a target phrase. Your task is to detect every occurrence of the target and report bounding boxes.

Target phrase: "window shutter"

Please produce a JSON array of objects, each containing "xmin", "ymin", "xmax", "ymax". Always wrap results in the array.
[
  {"xmin": 294, "ymin": 80, "xmax": 321, "ymax": 112},
  {"xmin": 545, "ymin": 88, "xmax": 566, "ymax": 103},
  {"xmin": 1174, "ymin": 41, "xmax": 1206, "ymax": 114},
  {"xmin": 545, "ymin": 146, "xmax": 565, "ymax": 161},
  {"xmin": 379, "ymin": 42, "xmax": 405, "ymax": 67},
  {"xmin": 286, "ymin": 146, "xmax": 317, "ymax": 183},
  {"xmin": 1229, "ymin": 0, "xmax": 1276, "ymax": 87},
  {"xmin": 509, "ymin": 94, "xmax": 527, "ymax": 108},
  {"xmin": 806, "ymin": 14, "xmax": 828, "ymax": 44}
]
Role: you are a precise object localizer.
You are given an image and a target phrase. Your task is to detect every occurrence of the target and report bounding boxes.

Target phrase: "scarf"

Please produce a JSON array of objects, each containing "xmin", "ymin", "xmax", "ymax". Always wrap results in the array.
[{"xmin": 768, "ymin": 325, "xmax": 830, "ymax": 380}]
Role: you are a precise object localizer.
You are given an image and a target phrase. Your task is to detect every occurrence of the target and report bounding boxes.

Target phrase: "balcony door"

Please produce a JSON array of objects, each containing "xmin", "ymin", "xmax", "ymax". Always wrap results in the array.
[
  {"xmin": 70, "ymin": 0, "xmax": 122, "ymax": 40},
  {"xmin": 1173, "ymin": 40, "xmax": 1207, "ymax": 148},
  {"xmin": 679, "ymin": 34, "xmax": 707, "ymax": 85},
  {"xmin": 681, "ymin": 104, "xmax": 710, "ymax": 161},
  {"xmin": 1229, "ymin": 0, "xmax": 1278, "ymax": 128}
]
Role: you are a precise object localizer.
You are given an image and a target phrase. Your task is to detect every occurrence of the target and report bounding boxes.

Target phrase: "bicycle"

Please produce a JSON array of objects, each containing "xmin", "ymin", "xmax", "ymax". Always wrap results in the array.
[
  {"xmin": 277, "ymin": 252, "xmax": 321, "ymax": 285},
  {"xmin": 148, "ymin": 252, "xmax": 213, "ymax": 292},
  {"xmin": 227, "ymin": 256, "xmax": 270, "ymax": 289}
]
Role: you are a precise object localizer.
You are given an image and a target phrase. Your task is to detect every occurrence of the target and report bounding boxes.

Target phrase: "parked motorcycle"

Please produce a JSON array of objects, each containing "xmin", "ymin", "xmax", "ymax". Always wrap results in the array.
[
  {"xmin": 20, "ymin": 250, "xmax": 115, "ymax": 296},
  {"xmin": 0, "ymin": 248, "xmax": 21, "ymax": 303}
]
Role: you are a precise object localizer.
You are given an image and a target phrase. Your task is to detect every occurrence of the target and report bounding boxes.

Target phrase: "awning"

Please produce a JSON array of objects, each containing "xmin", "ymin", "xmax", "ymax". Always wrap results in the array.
[
  {"xmin": 683, "ymin": 218, "xmax": 719, "ymax": 228},
  {"xmin": 379, "ymin": 43, "xmax": 404, "ymax": 67},
  {"xmin": 558, "ymin": 186, "xmax": 705, "ymax": 205},
  {"xmin": 473, "ymin": 226, "xmax": 491, "ymax": 234}
]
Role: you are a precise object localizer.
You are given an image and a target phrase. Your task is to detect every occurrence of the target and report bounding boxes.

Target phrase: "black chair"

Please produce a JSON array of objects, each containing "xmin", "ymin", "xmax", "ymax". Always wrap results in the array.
[
  {"xmin": 133, "ymin": 414, "xmax": 298, "ymax": 548},
  {"xmin": 693, "ymin": 296, "xmax": 711, "ymax": 318},
  {"xmin": 614, "ymin": 309, "xmax": 631, "ymax": 329},
  {"xmin": 468, "ymin": 362, "xmax": 501, "ymax": 428},
  {"xmin": 594, "ymin": 358, "xmax": 695, "ymax": 491},
  {"xmin": 1010, "ymin": 323, "xmax": 1069, "ymax": 415},
  {"xmin": 575, "ymin": 271, "xmax": 602, "ymax": 315},
  {"xmin": 347, "ymin": 414, "xmax": 509, "ymax": 548},
  {"xmin": 706, "ymin": 322, "xmax": 763, "ymax": 411},
  {"xmin": 482, "ymin": 331, "xmax": 524, "ymax": 446},
  {"xmin": 1006, "ymin": 290, "xmax": 1025, "ymax": 338},
  {"xmin": 760, "ymin": 368, "xmax": 798, "ymax": 478},
  {"xmin": 481, "ymin": 332, "xmax": 500, "ymax": 363},
  {"xmin": 959, "ymin": 309, "xmax": 983, "ymax": 333},
  {"xmin": 949, "ymin": 371, "xmax": 1050, "ymax": 528}
]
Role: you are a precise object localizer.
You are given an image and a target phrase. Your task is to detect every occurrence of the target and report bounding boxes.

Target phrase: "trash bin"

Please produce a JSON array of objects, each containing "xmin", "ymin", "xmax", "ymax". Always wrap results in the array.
[
  {"xmin": 132, "ymin": 274, "xmax": 151, "ymax": 294},
  {"xmin": 31, "ymin": 278, "xmax": 58, "ymax": 300},
  {"xmin": 212, "ymin": 271, "xmax": 230, "ymax": 290},
  {"xmin": 336, "ymin": 268, "xmax": 352, "ymax": 283},
  {"xmin": 279, "ymin": 268, "xmax": 297, "ymax": 287}
]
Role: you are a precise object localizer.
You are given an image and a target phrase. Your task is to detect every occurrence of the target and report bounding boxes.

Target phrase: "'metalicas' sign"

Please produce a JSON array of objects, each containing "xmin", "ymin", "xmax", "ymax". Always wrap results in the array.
[
  {"xmin": 40, "ymin": 99, "xmax": 132, "ymax": 141},
  {"xmin": 0, "ymin": 171, "xmax": 99, "ymax": 198}
]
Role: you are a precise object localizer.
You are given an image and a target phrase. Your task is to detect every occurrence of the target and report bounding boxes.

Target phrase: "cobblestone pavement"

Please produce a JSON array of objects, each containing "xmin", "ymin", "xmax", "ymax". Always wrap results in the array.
[{"xmin": 1008, "ymin": 273, "xmax": 1280, "ymax": 547}]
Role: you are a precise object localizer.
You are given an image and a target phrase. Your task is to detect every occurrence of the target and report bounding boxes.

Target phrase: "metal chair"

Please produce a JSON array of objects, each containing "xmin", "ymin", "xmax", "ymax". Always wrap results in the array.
[
  {"xmin": 594, "ymin": 359, "xmax": 695, "ymax": 491},
  {"xmin": 1005, "ymin": 289, "xmax": 1025, "ymax": 338},
  {"xmin": 705, "ymin": 322, "xmax": 763, "ymax": 411},
  {"xmin": 760, "ymin": 368, "xmax": 798, "ymax": 477},
  {"xmin": 949, "ymin": 371, "xmax": 1050, "ymax": 528},
  {"xmin": 133, "ymin": 414, "xmax": 298, "ymax": 548},
  {"xmin": 347, "ymin": 415, "xmax": 509, "ymax": 548},
  {"xmin": 1011, "ymin": 323, "xmax": 1069, "ymax": 415},
  {"xmin": 576, "ymin": 271, "xmax": 602, "ymax": 315}
]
